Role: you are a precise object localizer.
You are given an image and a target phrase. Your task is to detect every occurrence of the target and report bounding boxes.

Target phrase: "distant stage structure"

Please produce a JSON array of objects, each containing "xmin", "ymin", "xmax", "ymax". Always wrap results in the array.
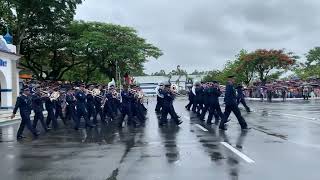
[{"xmin": 134, "ymin": 75, "xmax": 205, "ymax": 96}]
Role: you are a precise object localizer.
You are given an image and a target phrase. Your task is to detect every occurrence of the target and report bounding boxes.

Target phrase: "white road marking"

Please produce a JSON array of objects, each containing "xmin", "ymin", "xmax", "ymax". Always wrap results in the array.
[
  {"xmin": 268, "ymin": 112, "xmax": 320, "ymax": 125},
  {"xmin": 220, "ymin": 142, "xmax": 255, "ymax": 164},
  {"xmin": 195, "ymin": 124, "xmax": 208, "ymax": 132}
]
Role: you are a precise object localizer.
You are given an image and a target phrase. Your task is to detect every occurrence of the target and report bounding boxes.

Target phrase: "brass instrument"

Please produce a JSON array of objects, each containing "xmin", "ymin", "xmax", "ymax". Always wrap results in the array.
[
  {"xmin": 86, "ymin": 89, "xmax": 104, "ymax": 99},
  {"xmin": 39, "ymin": 90, "xmax": 50, "ymax": 97},
  {"xmin": 170, "ymin": 84, "xmax": 181, "ymax": 96},
  {"xmin": 111, "ymin": 89, "xmax": 120, "ymax": 100},
  {"xmin": 50, "ymin": 91, "xmax": 60, "ymax": 101},
  {"xmin": 92, "ymin": 88, "xmax": 101, "ymax": 96}
]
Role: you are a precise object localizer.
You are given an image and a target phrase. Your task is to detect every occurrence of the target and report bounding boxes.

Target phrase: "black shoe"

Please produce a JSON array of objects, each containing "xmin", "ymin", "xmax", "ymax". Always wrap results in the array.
[
  {"xmin": 74, "ymin": 127, "xmax": 79, "ymax": 131},
  {"xmin": 17, "ymin": 135, "xmax": 27, "ymax": 140},
  {"xmin": 219, "ymin": 126, "xmax": 227, "ymax": 131},
  {"xmin": 206, "ymin": 121, "xmax": 213, "ymax": 125},
  {"xmin": 176, "ymin": 120, "xmax": 183, "ymax": 125}
]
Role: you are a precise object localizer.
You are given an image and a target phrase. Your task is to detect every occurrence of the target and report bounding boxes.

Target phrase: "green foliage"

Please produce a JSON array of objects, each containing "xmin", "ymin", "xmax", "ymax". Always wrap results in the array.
[
  {"xmin": 68, "ymin": 21, "xmax": 163, "ymax": 81},
  {"xmin": 204, "ymin": 49, "xmax": 296, "ymax": 85},
  {"xmin": 1, "ymin": 1, "xmax": 162, "ymax": 82},
  {"xmin": 152, "ymin": 70, "xmax": 167, "ymax": 76},
  {"xmin": 242, "ymin": 49, "xmax": 297, "ymax": 84},
  {"xmin": 306, "ymin": 47, "xmax": 320, "ymax": 66},
  {"xmin": 294, "ymin": 47, "xmax": 320, "ymax": 80}
]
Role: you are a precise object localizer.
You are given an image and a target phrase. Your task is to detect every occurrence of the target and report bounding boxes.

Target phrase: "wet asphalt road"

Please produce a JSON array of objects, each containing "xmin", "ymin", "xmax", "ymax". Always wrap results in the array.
[{"xmin": 1, "ymin": 98, "xmax": 320, "ymax": 180}]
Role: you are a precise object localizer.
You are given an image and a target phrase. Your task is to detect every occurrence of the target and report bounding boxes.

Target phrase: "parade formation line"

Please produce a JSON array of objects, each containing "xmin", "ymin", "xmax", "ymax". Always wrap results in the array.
[{"xmin": 220, "ymin": 142, "xmax": 255, "ymax": 164}]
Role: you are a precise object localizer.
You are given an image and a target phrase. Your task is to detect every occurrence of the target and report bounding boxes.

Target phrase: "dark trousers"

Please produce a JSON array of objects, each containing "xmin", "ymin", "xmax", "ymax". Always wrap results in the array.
[
  {"xmin": 87, "ymin": 104, "xmax": 97, "ymax": 124},
  {"xmin": 237, "ymin": 98, "xmax": 250, "ymax": 112},
  {"xmin": 207, "ymin": 103, "xmax": 224, "ymax": 123},
  {"xmin": 160, "ymin": 105, "xmax": 180, "ymax": 124},
  {"xmin": 155, "ymin": 97, "xmax": 163, "ymax": 112},
  {"xmin": 17, "ymin": 113, "xmax": 37, "ymax": 137},
  {"xmin": 134, "ymin": 103, "xmax": 145, "ymax": 123},
  {"xmin": 185, "ymin": 100, "xmax": 193, "ymax": 110},
  {"xmin": 199, "ymin": 104, "xmax": 209, "ymax": 120},
  {"xmin": 55, "ymin": 106, "xmax": 66, "ymax": 125},
  {"xmin": 33, "ymin": 111, "xmax": 48, "ymax": 131},
  {"xmin": 111, "ymin": 99, "xmax": 119, "ymax": 115},
  {"xmin": 75, "ymin": 108, "xmax": 91, "ymax": 128},
  {"xmin": 46, "ymin": 108, "xmax": 58, "ymax": 129},
  {"xmin": 103, "ymin": 101, "xmax": 115, "ymax": 120},
  {"xmin": 95, "ymin": 103, "xmax": 103, "ymax": 121},
  {"xmin": 119, "ymin": 105, "xmax": 133, "ymax": 126},
  {"xmin": 220, "ymin": 104, "xmax": 247, "ymax": 129},
  {"xmin": 67, "ymin": 106, "xmax": 78, "ymax": 127},
  {"xmin": 65, "ymin": 105, "xmax": 72, "ymax": 121}
]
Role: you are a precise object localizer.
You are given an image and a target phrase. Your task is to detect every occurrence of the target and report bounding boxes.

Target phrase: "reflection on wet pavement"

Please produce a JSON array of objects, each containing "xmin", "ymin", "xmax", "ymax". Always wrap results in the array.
[{"xmin": 0, "ymin": 98, "xmax": 320, "ymax": 179}]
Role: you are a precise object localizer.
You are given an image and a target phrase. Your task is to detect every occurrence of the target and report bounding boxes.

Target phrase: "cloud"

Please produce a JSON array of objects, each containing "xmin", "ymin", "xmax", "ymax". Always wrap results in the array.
[{"xmin": 75, "ymin": 0, "xmax": 320, "ymax": 74}]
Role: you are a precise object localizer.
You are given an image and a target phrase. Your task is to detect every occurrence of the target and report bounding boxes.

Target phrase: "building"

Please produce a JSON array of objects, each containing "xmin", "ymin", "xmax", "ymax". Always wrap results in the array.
[
  {"xmin": 0, "ymin": 31, "xmax": 20, "ymax": 109},
  {"xmin": 134, "ymin": 74, "xmax": 205, "ymax": 96}
]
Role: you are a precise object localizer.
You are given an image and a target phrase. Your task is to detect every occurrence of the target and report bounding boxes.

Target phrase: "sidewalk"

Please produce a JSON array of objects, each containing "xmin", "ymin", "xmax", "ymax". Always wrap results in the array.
[{"xmin": 246, "ymin": 97, "xmax": 320, "ymax": 101}]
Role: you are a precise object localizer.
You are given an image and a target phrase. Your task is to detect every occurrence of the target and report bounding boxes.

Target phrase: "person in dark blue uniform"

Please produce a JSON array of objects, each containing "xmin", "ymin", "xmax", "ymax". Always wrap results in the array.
[
  {"xmin": 159, "ymin": 82, "xmax": 183, "ymax": 126},
  {"xmin": 11, "ymin": 88, "xmax": 39, "ymax": 140},
  {"xmin": 94, "ymin": 85, "xmax": 104, "ymax": 122},
  {"xmin": 66, "ymin": 88, "xmax": 78, "ymax": 129},
  {"xmin": 199, "ymin": 82, "xmax": 211, "ymax": 121},
  {"xmin": 54, "ymin": 88, "xmax": 67, "ymax": 126},
  {"xmin": 219, "ymin": 76, "xmax": 249, "ymax": 131},
  {"xmin": 155, "ymin": 82, "xmax": 164, "ymax": 113},
  {"xmin": 74, "ymin": 85, "xmax": 95, "ymax": 130},
  {"xmin": 132, "ymin": 90, "xmax": 146, "ymax": 125},
  {"xmin": 45, "ymin": 90, "xmax": 59, "ymax": 129},
  {"xmin": 86, "ymin": 85, "xmax": 97, "ymax": 125},
  {"xmin": 192, "ymin": 82, "xmax": 204, "ymax": 116},
  {"xmin": 185, "ymin": 87, "xmax": 194, "ymax": 111},
  {"xmin": 119, "ymin": 85, "xmax": 136, "ymax": 128},
  {"xmin": 207, "ymin": 81, "xmax": 225, "ymax": 124},
  {"xmin": 236, "ymin": 84, "xmax": 251, "ymax": 112},
  {"xmin": 102, "ymin": 89, "xmax": 116, "ymax": 122},
  {"xmin": 32, "ymin": 88, "xmax": 49, "ymax": 132}
]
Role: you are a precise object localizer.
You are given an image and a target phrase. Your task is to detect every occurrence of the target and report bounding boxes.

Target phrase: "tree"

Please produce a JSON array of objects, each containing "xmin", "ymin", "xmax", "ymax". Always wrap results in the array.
[
  {"xmin": 306, "ymin": 47, "xmax": 320, "ymax": 66},
  {"xmin": 202, "ymin": 70, "xmax": 223, "ymax": 82},
  {"xmin": 69, "ymin": 21, "xmax": 162, "ymax": 80},
  {"xmin": 242, "ymin": 49, "xmax": 297, "ymax": 85},
  {"xmin": 294, "ymin": 47, "xmax": 320, "ymax": 80},
  {"xmin": 2, "ymin": 0, "xmax": 82, "ymax": 54},
  {"xmin": 152, "ymin": 69, "xmax": 166, "ymax": 76}
]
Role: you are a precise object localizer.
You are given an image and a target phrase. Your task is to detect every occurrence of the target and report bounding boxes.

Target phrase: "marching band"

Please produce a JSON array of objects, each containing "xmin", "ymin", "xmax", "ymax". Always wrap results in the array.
[{"xmin": 11, "ymin": 80, "xmax": 148, "ymax": 140}]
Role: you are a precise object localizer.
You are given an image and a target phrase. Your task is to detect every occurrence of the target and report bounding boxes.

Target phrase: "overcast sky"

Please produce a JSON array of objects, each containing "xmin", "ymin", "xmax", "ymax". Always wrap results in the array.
[{"xmin": 75, "ymin": 0, "xmax": 320, "ymax": 74}]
